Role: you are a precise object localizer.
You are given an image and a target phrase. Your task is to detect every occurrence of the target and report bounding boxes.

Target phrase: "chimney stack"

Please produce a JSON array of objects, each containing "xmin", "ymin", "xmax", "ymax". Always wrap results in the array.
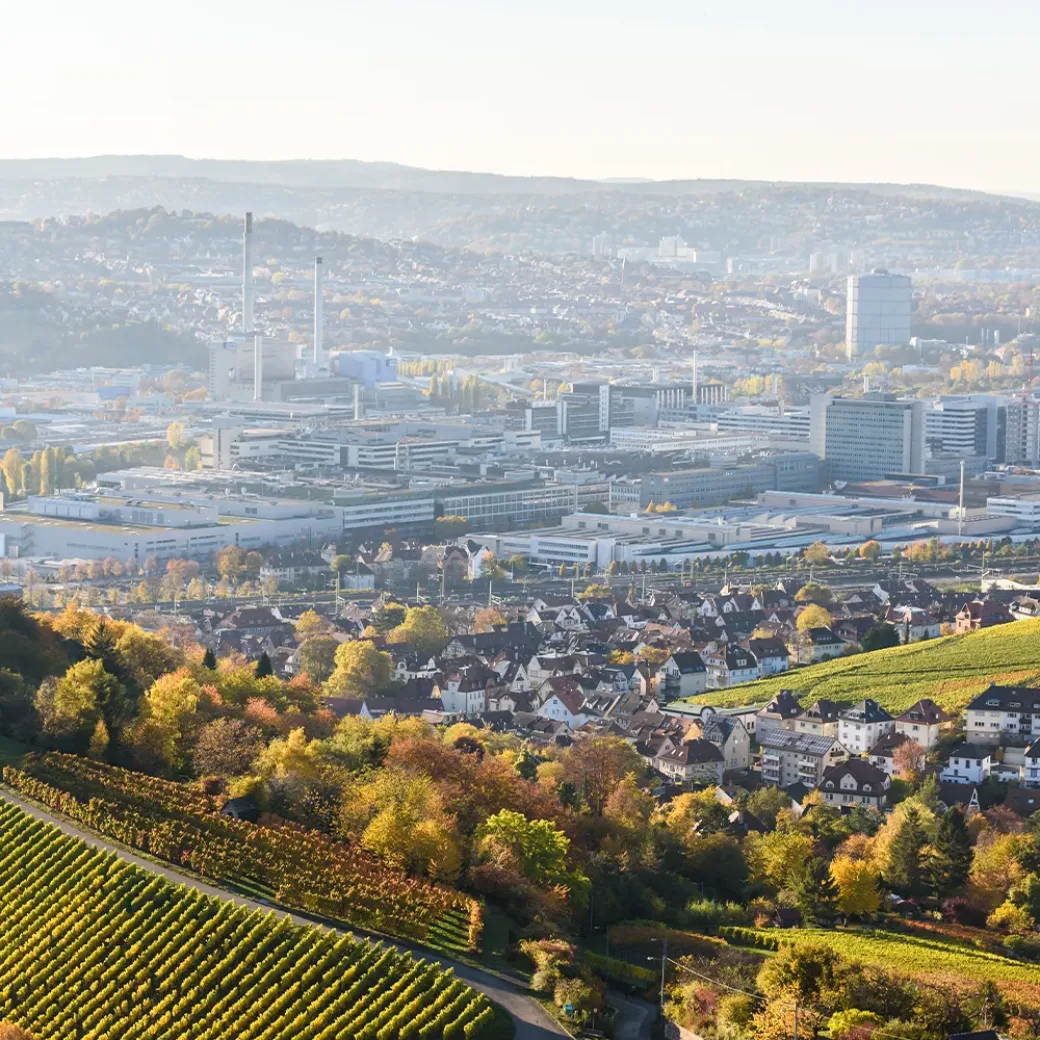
[
  {"xmin": 253, "ymin": 334, "xmax": 264, "ymax": 401},
  {"xmin": 242, "ymin": 212, "xmax": 255, "ymax": 333},
  {"xmin": 313, "ymin": 256, "xmax": 325, "ymax": 373}
]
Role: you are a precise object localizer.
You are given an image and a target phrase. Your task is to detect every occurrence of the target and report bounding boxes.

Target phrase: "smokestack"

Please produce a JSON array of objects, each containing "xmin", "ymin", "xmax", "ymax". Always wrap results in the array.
[
  {"xmin": 242, "ymin": 212, "xmax": 254, "ymax": 333},
  {"xmin": 313, "ymin": 256, "xmax": 325, "ymax": 373},
  {"xmin": 254, "ymin": 334, "xmax": 263, "ymax": 401}
]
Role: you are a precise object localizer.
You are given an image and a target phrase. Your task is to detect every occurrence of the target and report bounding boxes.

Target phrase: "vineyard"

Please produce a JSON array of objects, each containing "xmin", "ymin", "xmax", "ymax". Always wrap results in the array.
[
  {"xmin": 2, "ymin": 754, "xmax": 480, "ymax": 954},
  {"xmin": 727, "ymin": 925, "xmax": 1040, "ymax": 1003},
  {"xmin": 0, "ymin": 800, "xmax": 495, "ymax": 1040},
  {"xmin": 690, "ymin": 617, "xmax": 1040, "ymax": 713}
]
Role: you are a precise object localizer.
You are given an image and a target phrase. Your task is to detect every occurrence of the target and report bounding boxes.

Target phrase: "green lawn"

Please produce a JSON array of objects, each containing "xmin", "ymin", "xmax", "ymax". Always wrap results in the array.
[
  {"xmin": 0, "ymin": 737, "xmax": 28, "ymax": 767},
  {"xmin": 686, "ymin": 618, "xmax": 1040, "ymax": 713}
]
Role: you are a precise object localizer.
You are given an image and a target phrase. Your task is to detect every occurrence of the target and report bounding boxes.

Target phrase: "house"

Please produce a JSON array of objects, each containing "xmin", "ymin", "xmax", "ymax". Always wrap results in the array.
[
  {"xmin": 894, "ymin": 698, "xmax": 953, "ymax": 749},
  {"xmin": 755, "ymin": 690, "xmax": 803, "ymax": 743},
  {"xmin": 759, "ymin": 731, "xmax": 849, "ymax": 788},
  {"xmin": 435, "ymin": 674, "xmax": 488, "ymax": 716},
  {"xmin": 792, "ymin": 627, "xmax": 847, "ymax": 665},
  {"xmin": 1026, "ymin": 738, "xmax": 1040, "ymax": 789},
  {"xmin": 699, "ymin": 714, "xmax": 752, "ymax": 772},
  {"xmin": 837, "ymin": 699, "xmax": 895, "ymax": 754},
  {"xmin": 965, "ymin": 684, "xmax": 1040, "ymax": 745},
  {"xmin": 653, "ymin": 738, "xmax": 725, "ymax": 786},
  {"xmin": 536, "ymin": 686, "xmax": 590, "ymax": 728},
  {"xmin": 938, "ymin": 782, "xmax": 982, "ymax": 815},
  {"xmin": 885, "ymin": 604, "xmax": 941, "ymax": 643},
  {"xmin": 657, "ymin": 651, "xmax": 708, "ymax": 699},
  {"xmin": 955, "ymin": 599, "xmax": 1012, "ymax": 633},
  {"xmin": 793, "ymin": 700, "xmax": 841, "ymax": 738},
  {"xmin": 868, "ymin": 730, "xmax": 913, "ymax": 777},
  {"xmin": 705, "ymin": 645, "xmax": 760, "ymax": 689},
  {"xmin": 259, "ymin": 550, "xmax": 329, "ymax": 587},
  {"xmin": 940, "ymin": 743, "xmax": 993, "ymax": 785},
  {"xmin": 744, "ymin": 636, "xmax": 790, "ymax": 675},
  {"xmin": 1005, "ymin": 786, "xmax": 1040, "ymax": 818},
  {"xmin": 818, "ymin": 760, "xmax": 891, "ymax": 809}
]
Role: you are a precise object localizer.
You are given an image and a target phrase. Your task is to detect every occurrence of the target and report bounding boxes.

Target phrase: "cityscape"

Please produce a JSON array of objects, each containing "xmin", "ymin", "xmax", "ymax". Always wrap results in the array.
[{"xmin": 5, "ymin": 6, "xmax": 1040, "ymax": 1040}]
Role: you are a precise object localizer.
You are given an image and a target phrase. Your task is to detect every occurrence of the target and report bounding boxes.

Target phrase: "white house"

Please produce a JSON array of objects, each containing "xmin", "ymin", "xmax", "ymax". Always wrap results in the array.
[
  {"xmin": 837, "ymin": 699, "xmax": 895, "ymax": 755},
  {"xmin": 1026, "ymin": 739, "xmax": 1040, "ymax": 789},
  {"xmin": 657, "ymin": 651, "xmax": 708, "ymax": 699},
  {"xmin": 536, "ymin": 687, "xmax": 590, "ymax": 729},
  {"xmin": 894, "ymin": 698, "xmax": 953, "ymax": 750},
  {"xmin": 965, "ymin": 685, "xmax": 1040, "ymax": 745},
  {"xmin": 436, "ymin": 677, "xmax": 487, "ymax": 717},
  {"xmin": 941, "ymin": 743, "xmax": 993, "ymax": 785},
  {"xmin": 818, "ymin": 760, "xmax": 891, "ymax": 809},
  {"xmin": 705, "ymin": 645, "xmax": 760, "ymax": 689},
  {"xmin": 699, "ymin": 714, "xmax": 752, "ymax": 772},
  {"xmin": 745, "ymin": 636, "xmax": 790, "ymax": 676},
  {"xmin": 653, "ymin": 739, "xmax": 724, "ymax": 786}
]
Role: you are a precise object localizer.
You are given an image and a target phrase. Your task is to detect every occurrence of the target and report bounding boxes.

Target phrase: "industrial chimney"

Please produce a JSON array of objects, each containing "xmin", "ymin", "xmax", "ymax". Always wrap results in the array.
[
  {"xmin": 253, "ymin": 333, "xmax": 264, "ymax": 401},
  {"xmin": 313, "ymin": 256, "xmax": 326, "ymax": 373},
  {"xmin": 242, "ymin": 212, "xmax": 255, "ymax": 333}
]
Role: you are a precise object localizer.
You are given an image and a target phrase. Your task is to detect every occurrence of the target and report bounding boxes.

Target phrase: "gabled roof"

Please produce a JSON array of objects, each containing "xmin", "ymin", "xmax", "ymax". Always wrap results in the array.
[
  {"xmin": 820, "ymin": 759, "xmax": 890, "ymax": 791},
  {"xmin": 839, "ymin": 698, "xmax": 893, "ymax": 724},
  {"xmin": 667, "ymin": 650, "xmax": 707, "ymax": 674},
  {"xmin": 897, "ymin": 698, "xmax": 954, "ymax": 726},
  {"xmin": 967, "ymin": 684, "xmax": 1040, "ymax": 715},
  {"xmin": 657, "ymin": 738, "xmax": 723, "ymax": 766},
  {"xmin": 799, "ymin": 699, "xmax": 840, "ymax": 724},
  {"xmin": 946, "ymin": 743, "xmax": 992, "ymax": 762}
]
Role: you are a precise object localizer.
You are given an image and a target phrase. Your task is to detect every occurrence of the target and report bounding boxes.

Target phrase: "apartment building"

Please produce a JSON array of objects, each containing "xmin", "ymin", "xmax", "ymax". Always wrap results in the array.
[
  {"xmin": 965, "ymin": 685, "xmax": 1040, "ymax": 744},
  {"xmin": 760, "ymin": 731, "xmax": 849, "ymax": 788}
]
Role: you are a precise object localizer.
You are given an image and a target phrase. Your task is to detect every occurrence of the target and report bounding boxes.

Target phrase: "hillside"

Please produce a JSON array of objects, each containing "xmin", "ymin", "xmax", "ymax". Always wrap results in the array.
[
  {"xmin": 0, "ymin": 800, "xmax": 493, "ymax": 1040},
  {"xmin": 689, "ymin": 618, "xmax": 1040, "ymax": 713}
]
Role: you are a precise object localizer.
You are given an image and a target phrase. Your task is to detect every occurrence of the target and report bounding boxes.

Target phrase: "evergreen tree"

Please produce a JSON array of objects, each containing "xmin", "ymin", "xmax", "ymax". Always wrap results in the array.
[
  {"xmin": 83, "ymin": 617, "xmax": 118, "ymax": 669},
  {"xmin": 201, "ymin": 647, "xmax": 217, "ymax": 670},
  {"xmin": 886, "ymin": 805, "xmax": 929, "ymax": 896},
  {"xmin": 930, "ymin": 806, "xmax": 973, "ymax": 895},
  {"xmin": 254, "ymin": 651, "xmax": 273, "ymax": 678},
  {"xmin": 795, "ymin": 858, "xmax": 839, "ymax": 925}
]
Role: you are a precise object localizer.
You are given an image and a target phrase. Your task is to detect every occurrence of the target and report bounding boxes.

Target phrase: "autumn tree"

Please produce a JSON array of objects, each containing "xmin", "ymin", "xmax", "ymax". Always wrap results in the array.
[
  {"xmin": 830, "ymin": 855, "xmax": 881, "ymax": 917},
  {"xmin": 297, "ymin": 636, "xmax": 338, "ymax": 683},
  {"xmin": 475, "ymin": 808, "xmax": 587, "ymax": 897},
  {"xmin": 893, "ymin": 739, "xmax": 926, "ymax": 782},
  {"xmin": 294, "ymin": 609, "xmax": 328, "ymax": 641},
  {"xmin": 803, "ymin": 541, "xmax": 831, "ymax": 565},
  {"xmin": 560, "ymin": 736, "xmax": 644, "ymax": 815},
  {"xmin": 473, "ymin": 607, "xmax": 506, "ymax": 632},
  {"xmin": 325, "ymin": 640, "xmax": 392, "ymax": 698},
  {"xmin": 192, "ymin": 718, "xmax": 264, "ymax": 778},
  {"xmin": 388, "ymin": 606, "xmax": 449, "ymax": 657},
  {"xmin": 858, "ymin": 540, "xmax": 882, "ymax": 561},
  {"xmin": 141, "ymin": 667, "xmax": 202, "ymax": 771},
  {"xmin": 796, "ymin": 604, "xmax": 833, "ymax": 632}
]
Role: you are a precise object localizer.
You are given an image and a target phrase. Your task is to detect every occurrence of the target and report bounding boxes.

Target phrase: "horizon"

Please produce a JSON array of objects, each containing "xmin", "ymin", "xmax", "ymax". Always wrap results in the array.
[{"xmin": 6, "ymin": 0, "xmax": 1040, "ymax": 196}]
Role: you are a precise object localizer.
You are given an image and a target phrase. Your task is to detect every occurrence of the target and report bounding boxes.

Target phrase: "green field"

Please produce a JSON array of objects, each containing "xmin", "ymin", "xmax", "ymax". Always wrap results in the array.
[
  {"xmin": 731, "ymin": 925, "xmax": 1039, "ymax": 995},
  {"xmin": 687, "ymin": 618, "xmax": 1040, "ymax": 713},
  {"xmin": 0, "ymin": 800, "xmax": 493, "ymax": 1040}
]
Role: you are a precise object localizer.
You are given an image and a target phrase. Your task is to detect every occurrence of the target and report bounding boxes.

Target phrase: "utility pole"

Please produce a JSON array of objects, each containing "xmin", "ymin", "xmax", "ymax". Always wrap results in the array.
[
  {"xmin": 488, "ymin": 578, "xmax": 493, "ymax": 606},
  {"xmin": 659, "ymin": 935, "xmax": 668, "ymax": 1007},
  {"xmin": 958, "ymin": 458, "xmax": 965, "ymax": 538},
  {"xmin": 792, "ymin": 1003, "xmax": 799, "ymax": 1040}
]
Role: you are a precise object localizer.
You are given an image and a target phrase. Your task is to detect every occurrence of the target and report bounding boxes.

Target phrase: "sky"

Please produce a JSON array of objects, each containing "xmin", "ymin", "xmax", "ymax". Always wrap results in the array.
[{"xmin": 7, "ymin": 0, "xmax": 1040, "ymax": 194}]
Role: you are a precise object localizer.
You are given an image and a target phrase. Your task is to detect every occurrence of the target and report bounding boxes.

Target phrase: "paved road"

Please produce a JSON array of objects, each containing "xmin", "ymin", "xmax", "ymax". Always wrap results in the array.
[{"xmin": 0, "ymin": 787, "xmax": 568, "ymax": 1040}]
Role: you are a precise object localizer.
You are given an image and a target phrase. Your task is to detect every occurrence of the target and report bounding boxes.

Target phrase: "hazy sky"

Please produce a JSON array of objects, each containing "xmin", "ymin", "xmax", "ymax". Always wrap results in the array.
[{"xmin": 7, "ymin": 0, "xmax": 1040, "ymax": 193}]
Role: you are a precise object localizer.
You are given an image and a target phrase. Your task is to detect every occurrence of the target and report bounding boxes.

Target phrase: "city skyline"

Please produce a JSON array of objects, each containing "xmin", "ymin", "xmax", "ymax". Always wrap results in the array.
[{"xmin": 7, "ymin": 0, "xmax": 1040, "ymax": 195}]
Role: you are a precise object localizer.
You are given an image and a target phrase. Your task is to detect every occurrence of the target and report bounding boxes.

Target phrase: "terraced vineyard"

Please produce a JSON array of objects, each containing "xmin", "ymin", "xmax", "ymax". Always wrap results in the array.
[
  {"xmin": 3, "ymin": 754, "xmax": 479, "ymax": 954},
  {"xmin": 0, "ymin": 800, "xmax": 494, "ymax": 1040},
  {"xmin": 726, "ymin": 925, "xmax": 1040, "ymax": 1004},
  {"xmin": 690, "ymin": 617, "xmax": 1040, "ymax": 713}
]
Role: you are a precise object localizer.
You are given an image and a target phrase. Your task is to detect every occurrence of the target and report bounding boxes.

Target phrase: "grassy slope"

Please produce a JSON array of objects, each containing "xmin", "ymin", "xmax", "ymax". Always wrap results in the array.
[
  {"xmin": 687, "ymin": 618, "xmax": 1040, "ymax": 713},
  {"xmin": 737, "ymin": 926, "xmax": 1039, "ymax": 998}
]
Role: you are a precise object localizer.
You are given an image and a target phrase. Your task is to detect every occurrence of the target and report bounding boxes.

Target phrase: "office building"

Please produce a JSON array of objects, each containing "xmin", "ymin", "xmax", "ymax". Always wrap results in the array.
[
  {"xmin": 845, "ymin": 270, "xmax": 912, "ymax": 359},
  {"xmin": 810, "ymin": 394, "xmax": 924, "ymax": 483},
  {"xmin": 1005, "ymin": 396, "xmax": 1040, "ymax": 465},
  {"xmin": 924, "ymin": 395, "xmax": 1006, "ymax": 460}
]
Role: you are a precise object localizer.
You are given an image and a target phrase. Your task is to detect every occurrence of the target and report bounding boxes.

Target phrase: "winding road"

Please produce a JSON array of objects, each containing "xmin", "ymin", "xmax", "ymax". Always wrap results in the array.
[{"xmin": 0, "ymin": 787, "xmax": 568, "ymax": 1040}]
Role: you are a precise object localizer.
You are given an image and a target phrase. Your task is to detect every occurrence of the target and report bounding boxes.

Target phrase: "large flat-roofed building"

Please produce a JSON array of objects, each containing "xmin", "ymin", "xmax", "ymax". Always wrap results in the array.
[
  {"xmin": 0, "ymin": 491, "xmax": 341, "ymax": 564},
  {"xmin": 924, "ymin": 395, "xmax": 1006, "ymax": 460},
  {"xmin": 810, "ymin": 394, "xmax": 924, "ymax": 483},
  {"xmin": 846, "ymin": 270, "xmax": 912, "ymax": 359},
  {"xmin": 633, "ymin": 452, "xmax": 822, "ymax": 509}
]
